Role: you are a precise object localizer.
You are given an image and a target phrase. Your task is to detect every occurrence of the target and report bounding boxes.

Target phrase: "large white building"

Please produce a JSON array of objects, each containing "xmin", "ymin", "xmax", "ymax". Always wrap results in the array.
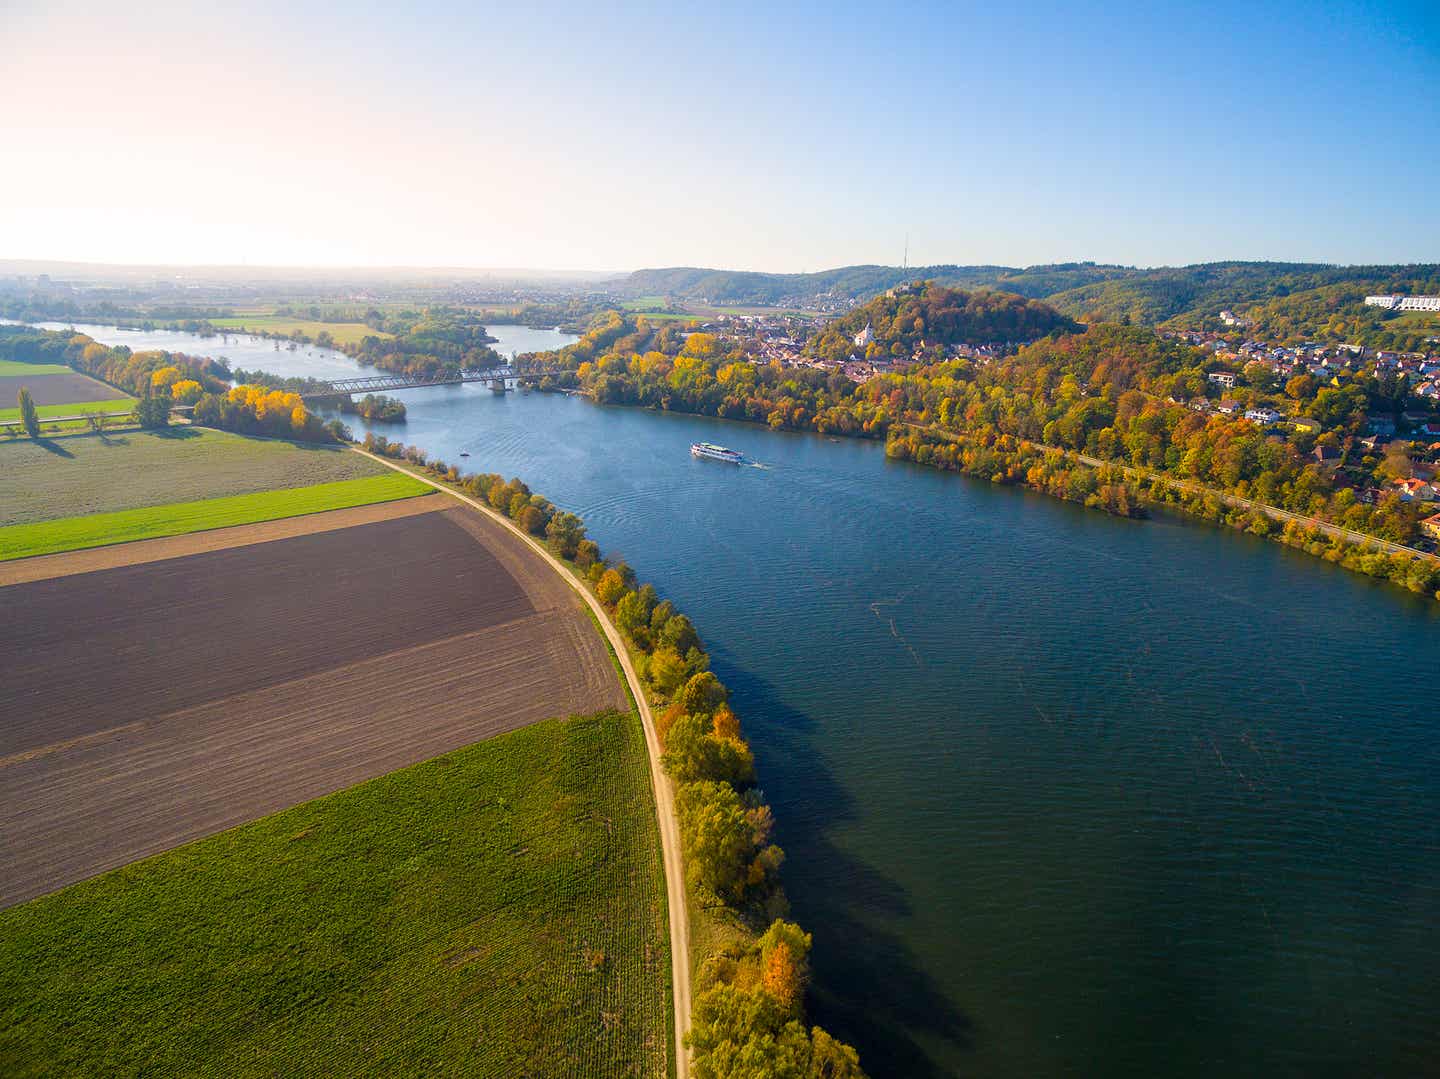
[
  {"xmin": 853, "ymin": 322, "xmax": 874, "ymax": 348},
  {"xmin": 1365, "ymin": 294, "xmax": 1440, "ymax": 312}
]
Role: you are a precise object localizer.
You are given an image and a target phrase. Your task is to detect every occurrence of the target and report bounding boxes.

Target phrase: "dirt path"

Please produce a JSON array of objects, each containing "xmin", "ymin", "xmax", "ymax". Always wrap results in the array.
[{"xmin": 352, "ymin": 448, "xmax": 692, "ymax": 1079}]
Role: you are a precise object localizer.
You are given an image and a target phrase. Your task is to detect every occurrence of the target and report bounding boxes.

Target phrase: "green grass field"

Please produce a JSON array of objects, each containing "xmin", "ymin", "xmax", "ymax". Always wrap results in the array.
[
  {"xmin": 0, "ymin": 397, "xmax": 135, "ymax": 422},
  {"xmin": 0, "ymin": 471, "xmax": 430, "ymax": 560},
  {"xmin": 0, "ymin": 428, "xmax": 392, "ymax": 526},
  {"xmin": 209, "ymin": 316, "xmax": 390, "ymax": 346},
  {"xmin": 0, "ymin": 711, "xmax": 672, "ymax": 1077},
  {"xmin": 0, "ymin": 360, "xmax": 71, "ymax": 376}
]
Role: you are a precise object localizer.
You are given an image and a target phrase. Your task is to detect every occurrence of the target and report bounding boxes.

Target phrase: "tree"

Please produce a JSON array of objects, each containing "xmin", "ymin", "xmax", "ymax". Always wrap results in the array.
[
  {"xmin": 616, "ymin": 589, "xmax": 654, "ymax": 639},
  {"xmin": 675, "ymin": 781, "xmax": 760, "ymax": 900},
  {"xmin": 660, "ymin": 613, "xmax": 701, "ymax": 654},
  {"xmin": 596, "ymin": 568, "xmax": 627, "ymax": 606},
  {"xmin": 759, "ymin": 921, "xmax": 813, "ymax": 1015},
  {"xmin": 680, "ymin": 671, "xmax": 728, "ymax": 715},
  {"xmin": 133, "ymin": 392, "xmax": 172, "ymax": 429},
  {"xmin": 647, "ymin": 647, "xmax": 689, "ymax": 696},
  {"xmin": 686, "ymin": 984, "xmax": 867, "ymax": 1079},
  {"xmin": 663, "ymin": 713, "xmax": 755, "ymax": 786},
  {"xmin": 17, "ymin": 387, "xmax": 40, "ymax": 438},
  {"xmin": 170, "ymin": 379, "xmax": 204, "ymax": 405}
]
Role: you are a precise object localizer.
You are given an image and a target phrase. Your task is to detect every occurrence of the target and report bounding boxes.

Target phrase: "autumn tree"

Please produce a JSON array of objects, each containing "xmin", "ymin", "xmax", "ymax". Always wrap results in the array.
[
  {"xmin": 759, "ymin": 920, "xmax": 813, "ymax": 1015},
  {"xmin": 595, "ymin": 568, "xmax": 628, "ymax": 606}
]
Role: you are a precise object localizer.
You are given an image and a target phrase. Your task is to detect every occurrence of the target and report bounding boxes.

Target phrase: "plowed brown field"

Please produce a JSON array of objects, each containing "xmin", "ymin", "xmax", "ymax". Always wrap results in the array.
[
  {"xmin": 0, "ymin": 501, "xmax": 624, "ymax": 907},
  {"xmin": 0, "ymin": 371, "xmax": 123, "ymax": 406}
]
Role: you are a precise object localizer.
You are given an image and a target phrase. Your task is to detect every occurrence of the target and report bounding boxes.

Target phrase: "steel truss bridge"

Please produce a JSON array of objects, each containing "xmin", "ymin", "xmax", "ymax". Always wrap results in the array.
[{"xmin": 301, "ymin": 365, "xmax": 556, "ymax": 399}]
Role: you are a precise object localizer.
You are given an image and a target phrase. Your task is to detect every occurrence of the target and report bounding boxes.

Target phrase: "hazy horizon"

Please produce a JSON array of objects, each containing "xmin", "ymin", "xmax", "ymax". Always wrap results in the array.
[{"xmin": 3, "ymin": 0, "xmax": 1437, "ymax": 271}]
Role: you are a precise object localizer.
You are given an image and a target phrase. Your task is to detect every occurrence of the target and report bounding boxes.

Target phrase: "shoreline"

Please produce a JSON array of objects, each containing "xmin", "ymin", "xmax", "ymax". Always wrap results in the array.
[{"xmin": 350, "ymin": 445, "xmax": 694, "ymax": 1079}]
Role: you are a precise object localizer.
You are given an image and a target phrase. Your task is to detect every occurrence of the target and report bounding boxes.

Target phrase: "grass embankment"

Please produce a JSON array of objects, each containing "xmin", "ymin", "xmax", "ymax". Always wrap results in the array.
[
  {"xmin": 0, "ymin": 398, "xmax": 135, "ymax": 422},
  {"xmin": 0, "ymin": 428, "xmax": 392, "ymax": 526},
  {"xmin": 0, "ymin": 472, "xmax": 429, "ymax": 560},
  {"xmin": 209, "ymin": 316, "xmax": 389, "ymax": 346},
  {"xmin": 0, "ymin": 711, "xmax": 672, "ymax": 1078}
]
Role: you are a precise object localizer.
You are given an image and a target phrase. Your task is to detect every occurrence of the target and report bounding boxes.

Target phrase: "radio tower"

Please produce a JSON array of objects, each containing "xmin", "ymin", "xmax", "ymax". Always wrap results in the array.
[{"xmin": 903, "ymin": 234, "xmax": 909, "ymax": 271}]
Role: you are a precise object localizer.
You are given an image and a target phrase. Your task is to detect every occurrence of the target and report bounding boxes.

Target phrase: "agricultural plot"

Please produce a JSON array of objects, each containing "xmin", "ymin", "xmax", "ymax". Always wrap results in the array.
[
  {"xmin": 0, "ymin": 428, "xmax": 389, "ymax": 526},
  {"xmin": 0, "ymin": 360, "xmax": 71, "ymax": 375},
  {"xmin": 209, "ymin": 315, "xmax": 390, "ymax": 346},
  {"xmin": 0, "ymin": 397, "xmax": 136, "ymax": 422},
  {"xmin": 0, "ymin": 471, "xmax": 431, "ymax": 560},
  {"xmin": 0, "ymin": 502, "xmax": 627, "ymax": 906},
  {"xmin": 0, "ymin": 370, "xmax": 135, "ymax": 413},
  {"xmin": 0, "ymin": 711, "xmax": 671, "ymax": 1077}
]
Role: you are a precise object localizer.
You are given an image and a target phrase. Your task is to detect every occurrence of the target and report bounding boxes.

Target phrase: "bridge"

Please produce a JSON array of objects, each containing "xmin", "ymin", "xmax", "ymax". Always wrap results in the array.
[{"xmin": 300, "ymin": 365, "xmax": 557, "ymax": 400}]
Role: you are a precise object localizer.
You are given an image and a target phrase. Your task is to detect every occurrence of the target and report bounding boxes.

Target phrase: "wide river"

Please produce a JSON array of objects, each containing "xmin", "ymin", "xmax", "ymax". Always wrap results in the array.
[{"xmin": 43, "ymin": 322, "xmax": 1440, "ymax": 1077}]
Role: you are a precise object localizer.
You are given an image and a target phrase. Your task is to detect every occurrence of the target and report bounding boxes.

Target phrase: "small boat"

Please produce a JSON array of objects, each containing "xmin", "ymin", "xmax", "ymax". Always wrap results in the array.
[
  {"xmin": 691, "ymin": 442, "xmax": 743, "ymax": 464},
  {"xmin": 460, "ymin": 451, "xmax": 470, "ymax": 457}
]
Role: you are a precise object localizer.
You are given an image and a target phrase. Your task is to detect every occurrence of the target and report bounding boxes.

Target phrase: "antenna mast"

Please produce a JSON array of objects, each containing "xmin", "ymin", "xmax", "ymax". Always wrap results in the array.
[{"xmin": 903, "ymin": 234, "xmax": 908, "ymax": 270}]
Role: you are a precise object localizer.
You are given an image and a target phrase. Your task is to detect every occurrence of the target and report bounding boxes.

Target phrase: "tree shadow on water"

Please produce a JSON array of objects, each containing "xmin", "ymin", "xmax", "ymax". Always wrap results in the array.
[{"xmin": 715, "ymin": 661, "xmax": 976, "ymax": 1077}]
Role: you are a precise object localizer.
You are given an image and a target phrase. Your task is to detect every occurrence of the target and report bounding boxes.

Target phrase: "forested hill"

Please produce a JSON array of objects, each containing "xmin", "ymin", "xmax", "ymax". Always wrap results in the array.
[
  {"xmin": 1044, "ymin": 262, "xmax": 1440, "ymax": 325},
  {"xmin": 615, "ymin": 261, "xmax": 1440, "ymax": 349},
  {"xmin": 806, "ymin": 284, "xmax": 1077, "ymax": 361},
  {"xmin": 616, "ymin": 263, "xmax": 1132, "ymax": 306}
]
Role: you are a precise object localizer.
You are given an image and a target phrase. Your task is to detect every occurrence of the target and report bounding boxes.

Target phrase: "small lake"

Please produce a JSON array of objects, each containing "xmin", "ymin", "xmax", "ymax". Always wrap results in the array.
[{"xmin": 26, "ymin": 320, "xmax": 1440, "ymax": 1077}]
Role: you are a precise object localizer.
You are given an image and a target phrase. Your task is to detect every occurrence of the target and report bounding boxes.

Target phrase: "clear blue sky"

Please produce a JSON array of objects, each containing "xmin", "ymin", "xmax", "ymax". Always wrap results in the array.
[{"xmin": 2, "ymin": 0, "xmax": 1436, "ymax": 271}]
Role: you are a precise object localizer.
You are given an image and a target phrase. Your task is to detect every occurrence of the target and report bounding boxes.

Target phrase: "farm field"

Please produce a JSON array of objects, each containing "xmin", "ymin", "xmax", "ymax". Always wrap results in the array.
[
  {"xmin": 0, "ymin": 360, "xmax": 71, "ymax": 375},
  {"xmin": 0, "ymin": 710, "xmax": 670, "ymax": 1077},
  {"xmin": 209, "ymin": 315, "xmax": 389, "ymax": 345},
  {"xmin": 0, "ymin": 371, "xmax": 134, "ymax": 410},
  {"xmin": 0, "ymin": 500, "xmax": 627, "ymax": 907},
  {"xmin": 0, "ymin": 471, "xmax": 431, "ymax": 560},
  {"xmin": 0, "ymin": 397, "xmax": 135, "ymax": 422},
  {"xmin": 0, "ymin": 428, "xmax": 390, "ymax": 525}
]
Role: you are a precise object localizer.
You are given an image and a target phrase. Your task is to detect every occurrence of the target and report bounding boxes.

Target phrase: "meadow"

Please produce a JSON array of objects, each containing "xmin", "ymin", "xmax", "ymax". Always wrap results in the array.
[
  {"xmin": 0, "ymin": 710, "xmax": 672, "ymax": 1077},
  {"xmin": 0, "ymin": 428, "xmax": 391, "ymax": 525},
  {"xmin": 209, "ymin": 315, "xmax": 389, "ymax": 346},
  {"xmin": 0, "ymin": 471, "xmax": 430, "ymax": 559}
]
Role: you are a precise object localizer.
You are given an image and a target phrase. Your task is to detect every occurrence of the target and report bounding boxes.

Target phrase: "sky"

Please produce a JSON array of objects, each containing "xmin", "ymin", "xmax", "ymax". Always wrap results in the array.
[{"xmin": 2, "ymin": 0, "xmax": 1437, "ymax": 273}]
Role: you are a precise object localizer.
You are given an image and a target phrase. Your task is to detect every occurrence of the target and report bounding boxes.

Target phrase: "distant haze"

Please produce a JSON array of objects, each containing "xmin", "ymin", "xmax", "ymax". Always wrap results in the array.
[{"xmin": 2, "ymin": 0, "xmax": 1436, "ymax": 271}]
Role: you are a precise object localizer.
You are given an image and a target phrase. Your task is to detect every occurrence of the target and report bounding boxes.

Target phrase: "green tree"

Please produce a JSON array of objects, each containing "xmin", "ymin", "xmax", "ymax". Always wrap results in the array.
[
  {"xmin": 17, "ymin": 387, "xmax": 40, "ymax": 438},
  {"xmin": 686, "ymin": 984, "xmax": 867, "ymax": 1079},
  {"xmin": 680, "ymin": 671, "xmax": 727, "ymax": 715},
  {"xmin": 133, "ymin": 392, "xmax": 171, "ymax": 429},
  {"xmin": 675, "ymin": 781, "xmax": 766, "ymax": 901}
]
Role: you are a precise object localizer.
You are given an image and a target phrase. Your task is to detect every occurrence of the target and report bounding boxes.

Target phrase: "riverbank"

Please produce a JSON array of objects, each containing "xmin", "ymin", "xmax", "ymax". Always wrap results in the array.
[
  {"xmin": 351, "ymin": 446, "xmax": 694, "ymax": 1077},
  {"xmin": 354, "ymin": 439, "xmax": 868, "ymax": 1076},
  {"xmin": 889, "ymin": 422, "xmax": 1440, "ymax": 603}
]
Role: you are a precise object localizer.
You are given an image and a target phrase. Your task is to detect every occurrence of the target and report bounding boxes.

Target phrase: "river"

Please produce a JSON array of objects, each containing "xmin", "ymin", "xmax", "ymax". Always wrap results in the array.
[{"xmin": 36, "ymin": 321, "xmax": 1440, "ymax": 1077}]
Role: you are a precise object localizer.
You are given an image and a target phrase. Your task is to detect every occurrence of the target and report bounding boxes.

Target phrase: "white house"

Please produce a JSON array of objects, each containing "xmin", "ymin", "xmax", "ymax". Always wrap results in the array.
[
  {"xmin": 1207, "ymin": 371, "xmax": 1237, "ymax": 389},
  {"xmin": 1245, "ymin": 407, "xmax": 1283, "ymax": 425},
  {"xmin": 1365, "ymin": 294, "xmax": 1440, "ymax": 312},
  {"xmin": 853, "ymin": 322, "xmax": 874, "ymax": 348}
]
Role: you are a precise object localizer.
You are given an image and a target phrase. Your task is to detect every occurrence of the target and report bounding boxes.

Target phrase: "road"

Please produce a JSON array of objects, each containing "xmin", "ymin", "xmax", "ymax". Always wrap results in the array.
[
  {"xmin": 353, "ymin": 448, "xmax": 692, "ymax": 1078},
  {"xmin": 905, "ymin": 423, "xmax": 1438, "ymax": 563}
]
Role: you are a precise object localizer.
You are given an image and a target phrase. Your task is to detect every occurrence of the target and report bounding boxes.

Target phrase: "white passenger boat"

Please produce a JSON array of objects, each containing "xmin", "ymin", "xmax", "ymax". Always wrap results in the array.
[{"xmin": 690, "ymin": 441, "xmax": 743, "ymax": 464}]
